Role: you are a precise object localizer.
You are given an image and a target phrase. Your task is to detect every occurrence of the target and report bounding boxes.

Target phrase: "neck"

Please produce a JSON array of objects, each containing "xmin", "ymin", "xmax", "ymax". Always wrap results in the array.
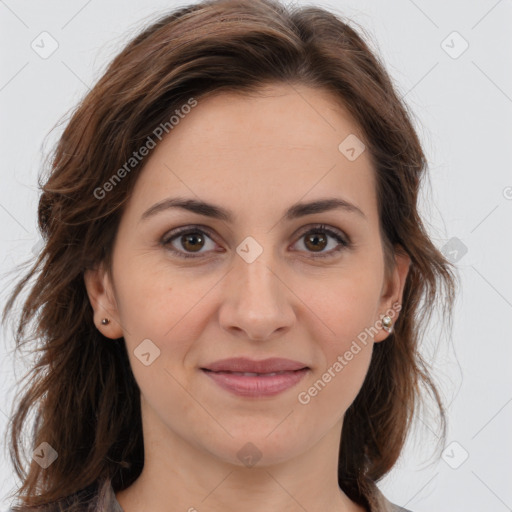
[{"xmin": 115, "ymin": 406, "xmax": 365, "ymax": 512}]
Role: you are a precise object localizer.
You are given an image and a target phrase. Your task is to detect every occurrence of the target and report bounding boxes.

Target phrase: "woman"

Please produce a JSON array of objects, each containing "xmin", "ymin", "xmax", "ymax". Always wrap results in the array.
[{"xmin": 2, "ymin": 0, "xmax": 456, "ymax": 511}]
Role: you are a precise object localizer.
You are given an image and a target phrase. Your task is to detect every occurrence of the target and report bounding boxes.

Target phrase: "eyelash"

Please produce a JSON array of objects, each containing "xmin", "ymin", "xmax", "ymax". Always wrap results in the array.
[{"xmin": 160, "ymin": 224, "xmax": 351, "ymax": 260}]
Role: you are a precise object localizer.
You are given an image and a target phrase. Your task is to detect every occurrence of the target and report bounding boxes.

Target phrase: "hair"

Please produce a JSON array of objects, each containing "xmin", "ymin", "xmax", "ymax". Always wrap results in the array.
[{"xmin": 2, "ymin": 0, "xmax": 457, "ymax": 510}]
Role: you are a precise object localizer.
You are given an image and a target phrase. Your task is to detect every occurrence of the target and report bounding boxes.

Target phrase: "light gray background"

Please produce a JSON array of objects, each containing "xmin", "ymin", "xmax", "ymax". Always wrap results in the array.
[{"xmin": 1, "ymin": 1, "xmax": 511, "ymax": 511}]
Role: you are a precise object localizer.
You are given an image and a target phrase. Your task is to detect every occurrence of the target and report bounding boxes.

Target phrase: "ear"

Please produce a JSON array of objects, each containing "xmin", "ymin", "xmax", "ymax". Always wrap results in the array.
[
  {"xmin": 373, "ymin": 247, "xmax": 411, "ymax": 343},
  {"xmin": 83, "ymin": 262, "xmax": 124, "ymax": 339}
]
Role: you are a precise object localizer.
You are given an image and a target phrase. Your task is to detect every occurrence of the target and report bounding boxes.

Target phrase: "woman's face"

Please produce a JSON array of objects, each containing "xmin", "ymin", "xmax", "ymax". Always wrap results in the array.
[{"xmin": 85, "ymin": 83, "xmax": 409, "ymax": 467}]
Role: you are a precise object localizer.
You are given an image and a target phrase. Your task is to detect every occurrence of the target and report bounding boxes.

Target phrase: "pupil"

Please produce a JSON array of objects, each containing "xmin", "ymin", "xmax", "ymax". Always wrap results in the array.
[
  {"xmin": 306, "ymin": 233, "xmax": 326, "ymax": 251},
  {"xmin": 183, "ymin": 233, "xmax": 203, "ymax": 252}
]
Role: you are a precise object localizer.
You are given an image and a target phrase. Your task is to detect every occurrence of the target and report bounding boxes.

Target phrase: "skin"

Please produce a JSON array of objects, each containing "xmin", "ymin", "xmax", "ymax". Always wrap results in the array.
[{"xmin": 84, "ymin": 83, "xmax": 410, "ymax": 512}]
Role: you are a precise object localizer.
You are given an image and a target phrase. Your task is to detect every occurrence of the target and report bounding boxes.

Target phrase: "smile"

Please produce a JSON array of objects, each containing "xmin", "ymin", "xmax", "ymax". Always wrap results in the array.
[{"xmin": 201, "ymin": 368, "xmax": 309, "ymax": 397}]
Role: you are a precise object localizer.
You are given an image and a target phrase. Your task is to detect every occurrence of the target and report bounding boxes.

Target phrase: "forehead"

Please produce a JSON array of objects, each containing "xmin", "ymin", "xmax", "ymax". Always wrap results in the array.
[{"xmin": 128, "ymin": 83, "xmax": 378, "ymax": 223}]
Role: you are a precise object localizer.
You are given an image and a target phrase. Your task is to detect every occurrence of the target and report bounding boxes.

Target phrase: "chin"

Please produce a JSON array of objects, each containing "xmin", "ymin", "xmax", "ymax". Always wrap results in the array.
[{"xmin": 203, "ymin": 429, "xmax": 310, "ymax": 468}]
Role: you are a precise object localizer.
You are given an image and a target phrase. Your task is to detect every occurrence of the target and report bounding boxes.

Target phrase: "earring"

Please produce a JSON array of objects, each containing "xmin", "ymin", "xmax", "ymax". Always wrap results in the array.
[
  {"xmin": 381, "ymin": 315, "xmax": 393, "ymax": 333},
  {"xmin": 101, "ymin": 318, "xmax": 110, "ymax": 325}
]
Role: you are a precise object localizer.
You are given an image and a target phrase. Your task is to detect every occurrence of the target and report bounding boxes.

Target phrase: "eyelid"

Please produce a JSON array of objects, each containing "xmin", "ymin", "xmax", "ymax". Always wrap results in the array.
[
  {"xmin": 160, "ymin": 224, "xmax": 222, "ymax": 259},
  {"xmin": 294, "ymin": 223, "xmax": 349, "ymax": 244},
  {"xmin": 161, "ymin": 224, "xmax": 218, "ymax": 242},
  {"xmin": 160, "ymin": 223, "xmax": 351, "ymax": 259},
  {"xmin": 290, "ymin": 223, "xmax": 351, "ymax": 258}
]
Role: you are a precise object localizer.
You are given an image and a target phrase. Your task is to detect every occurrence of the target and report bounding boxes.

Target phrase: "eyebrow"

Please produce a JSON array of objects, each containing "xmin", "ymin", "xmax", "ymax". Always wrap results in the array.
[{"xmin": 140, "ymin": 196, "xmax": 367, "ymax": 223}]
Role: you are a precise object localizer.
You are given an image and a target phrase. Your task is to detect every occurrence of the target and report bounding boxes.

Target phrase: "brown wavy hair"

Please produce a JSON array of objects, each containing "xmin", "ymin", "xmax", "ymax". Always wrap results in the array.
[{"xmin": 2, "ymin": 0, "xmax": 457, "ymax": 509}]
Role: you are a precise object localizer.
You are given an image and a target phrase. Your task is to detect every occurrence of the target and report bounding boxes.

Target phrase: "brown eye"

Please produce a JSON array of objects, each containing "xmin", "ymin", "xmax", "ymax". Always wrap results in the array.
[
  {"xmin": 304, "ymin": 232, "xmax": 328, "ymax": 252},
  {"xmin": 161, "ymin": 224, "xmax": 351, "ymax": 260},
  {"xmin": 293, "ymin": 224, "xmax": 351, "ymax": 259},
  {"xmin": 162, "ymin": 227, "xmax": 218, "ymax": 259},
  {"xmin": 180, "ymin": 232, "xmax": 205, "ymax": 252}
]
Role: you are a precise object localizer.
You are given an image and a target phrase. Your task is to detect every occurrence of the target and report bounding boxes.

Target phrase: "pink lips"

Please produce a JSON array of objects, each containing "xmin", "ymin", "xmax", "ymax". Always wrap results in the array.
[{"xmin": 201, "ymin": 357, "xmax": 309, "ymax": 397}]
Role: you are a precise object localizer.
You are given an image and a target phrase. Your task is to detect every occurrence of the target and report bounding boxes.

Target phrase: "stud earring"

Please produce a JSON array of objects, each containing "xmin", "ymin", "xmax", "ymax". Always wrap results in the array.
[
  {"xmin": 381, "ymin": 315, "xmax": 393, "ymax": 333},
  {"xmin": 101, "ymin": 318, "xmax": 110, "ymax": 325}
]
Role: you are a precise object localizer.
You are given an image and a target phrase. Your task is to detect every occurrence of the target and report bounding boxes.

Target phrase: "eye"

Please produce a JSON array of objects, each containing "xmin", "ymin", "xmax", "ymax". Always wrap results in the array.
[
  {"xmin": 291, "ymin": 224, "xmax": 351, "ymax": 259},
  {"xmin": 161, "ymin": 226, "xmax": 219, "ymax": 259},
  {"xmin": 161, "ymin": 223, "xmax": 351, "ymax": 260}
]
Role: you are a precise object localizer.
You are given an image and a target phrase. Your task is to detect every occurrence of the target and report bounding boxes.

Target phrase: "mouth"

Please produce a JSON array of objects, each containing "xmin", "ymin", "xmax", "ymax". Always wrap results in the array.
[
  {"xmin": 202, "ymin": 370, "xmax": 304, "ymax": 377},
  {"xmin": 200, "ymin": 358, "xmax": 310, "ymax": 397},
  {"xmin": 201, "ymin": 357, "xmax": 309, "ymax": 373}
]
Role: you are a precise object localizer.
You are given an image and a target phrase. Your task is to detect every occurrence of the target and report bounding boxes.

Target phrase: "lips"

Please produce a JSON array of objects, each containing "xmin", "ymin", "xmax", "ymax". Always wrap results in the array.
[
  {"xmin": 201, "ymin": 358, "xmax": 309, "ymax": 397},
  {"xmin": 201, "ymin": 357, "xmax": 308, "ymax": 374}
]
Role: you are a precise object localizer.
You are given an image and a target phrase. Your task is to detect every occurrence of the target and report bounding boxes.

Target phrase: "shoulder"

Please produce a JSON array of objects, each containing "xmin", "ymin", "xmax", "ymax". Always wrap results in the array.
[
  {"xmin": 389, "ymin": 505, "xmax": 414, "ymax": 512},
  {"xmin": 381, "ymin": 498, "xmax": 414, "ymax": 512},
  {"xmin": 365, "ymin": 482, "xmax": 414, "ymax": 512}
]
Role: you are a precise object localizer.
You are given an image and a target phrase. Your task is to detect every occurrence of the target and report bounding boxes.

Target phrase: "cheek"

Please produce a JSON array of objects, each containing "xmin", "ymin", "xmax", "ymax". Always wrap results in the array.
[
  {"xmin": 302, "ymin": 263, "xmax": 383, "ymax": 350},
  {"xmin": 296, "ymin": 285, "xmax": 377, "ymax": 426},
  {"xmin": 113, "ymin": 249, "xmax": 189, "ymax": 332},
  {"xmin": 298, "ymin": 344, "xmax": 373, "ymax": 438},
  {"xmin": 294, "ymin": 263, "xmax": 382, "ymax": 413},
  {"xmin": 112, "ymin": 252, "xmax": 221, "ymax": 368}
]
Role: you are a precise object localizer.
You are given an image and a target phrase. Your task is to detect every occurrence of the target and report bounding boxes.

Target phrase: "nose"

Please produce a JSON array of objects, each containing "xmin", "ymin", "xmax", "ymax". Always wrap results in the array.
[{"xmin": 218, "ymin": 248, "xmax": 296, "ymax": 341}]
